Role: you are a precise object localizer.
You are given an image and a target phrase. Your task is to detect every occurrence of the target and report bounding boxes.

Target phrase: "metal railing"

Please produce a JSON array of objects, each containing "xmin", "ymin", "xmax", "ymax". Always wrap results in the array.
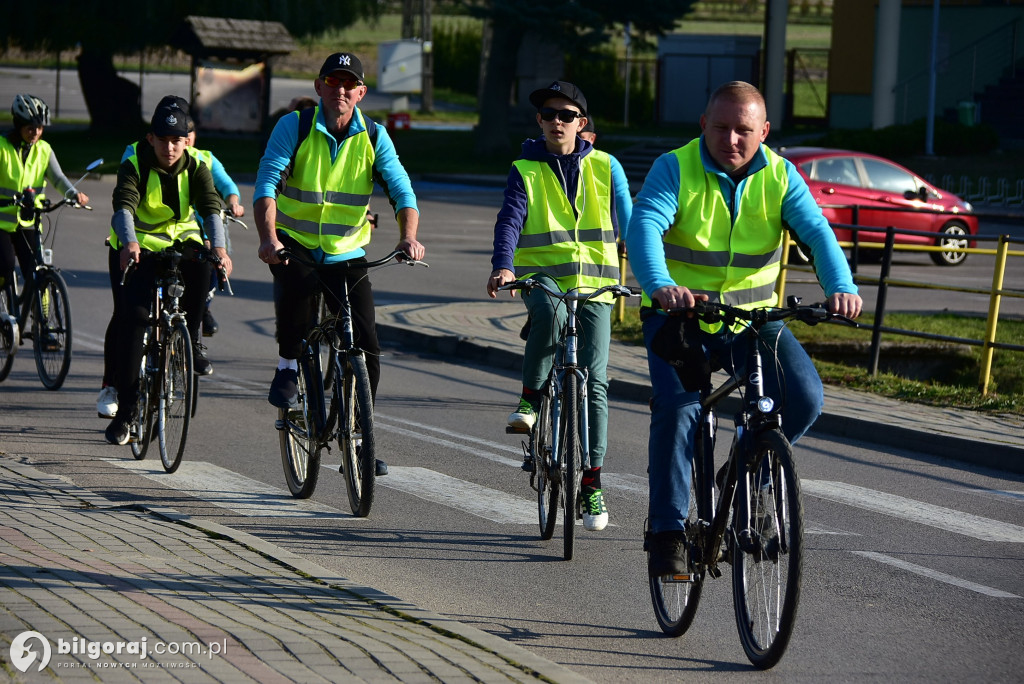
[{"xmin": 778, "ymin": 223, "xmax": 1024, "ymax": 396}]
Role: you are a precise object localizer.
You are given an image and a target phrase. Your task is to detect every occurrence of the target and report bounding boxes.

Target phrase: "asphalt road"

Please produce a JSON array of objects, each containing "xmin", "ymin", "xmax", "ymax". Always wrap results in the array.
[{"xmin": 1, "ymin": 175, "xmax": 1022, "ymax": 682}]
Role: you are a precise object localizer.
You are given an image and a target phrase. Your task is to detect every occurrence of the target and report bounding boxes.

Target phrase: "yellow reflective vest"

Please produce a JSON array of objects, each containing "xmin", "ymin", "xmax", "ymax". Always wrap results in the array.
[
  {"xmin": 276, "ymin": 107, "xmax": 374, "ymax": 254},
  {"xmin": 108, "ymin": 149, "xmax": 204, "ymax": 251},
  {"xmin": 512, "ymin": 152, "xmax": 619, "ymax": 302},
  {"xmin": 659, "ymin": 140, "xmax": 787, "ymax": 332},
  {"xmin": 0, "ymin": 136, "xmax": 51, "ymax": 231}
]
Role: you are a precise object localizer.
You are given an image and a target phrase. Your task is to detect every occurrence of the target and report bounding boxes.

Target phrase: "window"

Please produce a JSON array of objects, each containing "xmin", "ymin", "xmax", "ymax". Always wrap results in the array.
[
  {"xmin": 861, "ymin": 158, "xmax": 918, "ymax": 194},
  {"xmin": 812, "ymin": 157, "xmax": 860, "ymax": 186}
]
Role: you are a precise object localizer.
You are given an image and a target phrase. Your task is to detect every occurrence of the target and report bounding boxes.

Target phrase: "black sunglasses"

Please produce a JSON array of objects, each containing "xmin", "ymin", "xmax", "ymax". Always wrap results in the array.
[{"xmin": 539, "ymin": 107, "xmax": 583, "ymax": 123}]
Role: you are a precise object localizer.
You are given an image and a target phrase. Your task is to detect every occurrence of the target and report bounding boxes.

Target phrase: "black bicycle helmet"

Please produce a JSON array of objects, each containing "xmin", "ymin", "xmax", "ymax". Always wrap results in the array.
[{"xmin": 11, "ymin": 94, "xmax": 51, "ymax": 127}]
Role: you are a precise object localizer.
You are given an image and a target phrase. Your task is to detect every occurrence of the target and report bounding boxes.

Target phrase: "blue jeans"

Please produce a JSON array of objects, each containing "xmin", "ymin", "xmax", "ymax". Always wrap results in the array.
[
  {"xmin": 522, "ymin": 275, "xmax": 612, "ymax": 468},
  {"xmin": 642, "ymin": 313, "xmax": 823, "ymax": 534}
]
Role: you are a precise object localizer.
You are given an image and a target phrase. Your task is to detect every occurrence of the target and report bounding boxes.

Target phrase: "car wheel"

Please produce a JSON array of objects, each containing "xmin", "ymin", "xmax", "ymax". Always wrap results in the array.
[{"xmin": 931, "ymin": 221, "xmax": 970, "ymax": 266}]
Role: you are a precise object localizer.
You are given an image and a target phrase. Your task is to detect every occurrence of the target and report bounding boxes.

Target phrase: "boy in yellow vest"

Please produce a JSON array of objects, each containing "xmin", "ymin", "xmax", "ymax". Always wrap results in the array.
[
  {"xmin": 487, "ymin": 81, "xmax": 627, "ymax": 532},
  {"xmin": 1, "ymin": 94, "xmax": 88, "ymax": 297},
  {"xmin": 103, "ymin": 99, "xmax": 232, "ymax": 445}
]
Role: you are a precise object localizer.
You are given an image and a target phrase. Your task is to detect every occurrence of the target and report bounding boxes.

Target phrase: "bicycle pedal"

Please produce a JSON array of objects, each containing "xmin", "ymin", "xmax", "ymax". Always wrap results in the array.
[
  {"xmin": 505, "ymin": 425, "xmax": 531, "ymax": 435},
  {"xmin": 658, "ymin": 572, "xmax": 695, "ymax": 583}
]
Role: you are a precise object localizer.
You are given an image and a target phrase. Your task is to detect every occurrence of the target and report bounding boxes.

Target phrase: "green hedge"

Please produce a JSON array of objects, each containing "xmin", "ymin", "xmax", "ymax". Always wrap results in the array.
[{"xmin": 810, "ymin": 119, "xmax": 1000, "ymax": 157}]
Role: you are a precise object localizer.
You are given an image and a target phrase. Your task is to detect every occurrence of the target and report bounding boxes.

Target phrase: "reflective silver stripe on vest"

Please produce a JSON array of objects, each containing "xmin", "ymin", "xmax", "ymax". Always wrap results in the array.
[
  {"xmin": 518, "ymin": 228, "xmax": 614, "ymax": 249},
  {"xmin": 664, "ymin": 243, "xmax": 782, "ymax": 270},
  {"xmin": 281, "ymin": 185, "xmax": 372, "ymax": 207},
  {"xmin": 720, "ymin": 282, "xmax": 778, "ymax": 306},
  {"xmin": 276, "ymin": 211, "xmax": 363, "ymax": 239},
  {"xmin": 514, "ymin": 261, "xmax": 620, "ymax": 280}
]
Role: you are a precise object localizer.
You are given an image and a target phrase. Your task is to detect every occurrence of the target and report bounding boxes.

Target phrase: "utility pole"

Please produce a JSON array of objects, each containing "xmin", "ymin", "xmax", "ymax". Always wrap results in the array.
[{"xmin": 420, "ymin": 0, "xmax": 434, "ymax": 113}]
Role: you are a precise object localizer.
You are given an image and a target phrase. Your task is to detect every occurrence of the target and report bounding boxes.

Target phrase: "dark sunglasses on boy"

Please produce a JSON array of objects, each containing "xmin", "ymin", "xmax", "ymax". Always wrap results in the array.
[
  {"xmin": 539, "ymin": 107, "xmax": 583, "ymax": 123},
  {"xmin": 322, "ymin": 74, "xmax": 363, "ymax": 90}
]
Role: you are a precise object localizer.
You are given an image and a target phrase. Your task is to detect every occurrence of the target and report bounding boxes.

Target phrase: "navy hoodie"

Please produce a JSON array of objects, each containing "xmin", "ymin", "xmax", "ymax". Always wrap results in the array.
[{"xmin": 491, "ymin": 136, "xmax": 619, "ymax": 273}]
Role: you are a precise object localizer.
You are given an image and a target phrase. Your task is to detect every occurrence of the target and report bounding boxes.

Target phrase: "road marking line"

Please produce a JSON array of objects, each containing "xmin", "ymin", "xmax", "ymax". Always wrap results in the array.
[
  {"xmin": 374, "ymin": 420, "xmax": 521, "ymax": 468},
  {"xmin": 803, "ymin": 480, "xmax": 1024, "ymax": 543},
  {"xmin": 376, "ymin": 413, "xmax": 522, "ymax": 454},
  {"xmin": 965, "ymin": 489, "xmax": 1024, "ymax": 503},
  {"xmin": 108, "ymin": 460, "xmax": 360, "ymax": 519},
  {"xmin": 852, "ymin": 551, "xmax": 1020, "ymax": 598}
]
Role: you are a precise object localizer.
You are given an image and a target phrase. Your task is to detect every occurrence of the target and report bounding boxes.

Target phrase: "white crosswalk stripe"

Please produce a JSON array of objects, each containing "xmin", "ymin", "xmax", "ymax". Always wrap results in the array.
[{"xmin": 853, "ymin": 552, "xmax": 1020, "ymax": 598}]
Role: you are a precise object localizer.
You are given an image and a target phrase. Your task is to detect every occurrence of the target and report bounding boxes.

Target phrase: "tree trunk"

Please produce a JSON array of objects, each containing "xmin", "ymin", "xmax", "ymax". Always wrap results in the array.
[
  {"xmin": 77, "ymin": 46, "xmax": 142, "ymax": 132},
  {"xmin": 474, "ymin": 20, "xmax": 524, "ymax": 158}
]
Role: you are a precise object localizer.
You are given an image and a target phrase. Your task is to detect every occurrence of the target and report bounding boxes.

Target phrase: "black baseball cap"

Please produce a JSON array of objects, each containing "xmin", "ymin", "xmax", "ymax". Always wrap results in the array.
[
  {"xmin": 319, "ymin": 52, "xmax": 364, "ymax": 81},
  {"xmin": 150, "ymin": 103, "xmax": 190, "ymax": 137},
  {"xmin": 581, "ymin": 117, "xmax": 596, "ymax": 134},
  {"xmin": 529, "ymin": 80, "xmax": 588, "ymax": 116}
]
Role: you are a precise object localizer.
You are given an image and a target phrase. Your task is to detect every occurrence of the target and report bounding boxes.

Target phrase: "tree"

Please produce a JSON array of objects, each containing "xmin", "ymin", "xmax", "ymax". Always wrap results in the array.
[
  {"xmin": 465, "ymin": 0, "xmax": 699, "ymax": 156},
  {"xmin": 0, "ymin": 0, "xmax": 383, "ymax": 131}
]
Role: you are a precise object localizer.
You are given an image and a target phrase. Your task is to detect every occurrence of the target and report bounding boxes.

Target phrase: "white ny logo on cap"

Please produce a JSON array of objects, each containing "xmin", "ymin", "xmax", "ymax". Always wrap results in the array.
[{"xmin": 339, "ymin": 55, "xmax": 351, "ymax": 66}]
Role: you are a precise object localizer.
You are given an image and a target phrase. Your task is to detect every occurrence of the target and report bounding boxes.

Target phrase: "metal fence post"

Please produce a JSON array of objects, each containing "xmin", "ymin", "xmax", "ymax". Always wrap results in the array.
[
  {"xmin": 867, "ymin": 227, "xmax": 896, "ymax": 376},
  {"xmin": 979, "ymin": 234, "xmax": 1009, "ymax": 395}
]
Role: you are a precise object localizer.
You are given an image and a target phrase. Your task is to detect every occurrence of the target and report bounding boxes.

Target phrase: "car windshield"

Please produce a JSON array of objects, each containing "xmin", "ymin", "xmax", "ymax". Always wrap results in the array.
[{"xmin": 861, "ymin": 158, "xmax": 919, "ymax": 194}]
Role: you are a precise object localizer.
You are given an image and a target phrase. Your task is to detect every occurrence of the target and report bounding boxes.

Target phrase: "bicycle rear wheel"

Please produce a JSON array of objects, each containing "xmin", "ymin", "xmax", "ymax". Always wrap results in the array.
[
  {"xmin": 339, "ymin": 353, "xmax": 376, "ymax": 517},
  {"xmin": 649, "ymin": 455, "xmax": 706, "ymax": 637},
  {"xmin": 130, "ymin": 332, "xmax": 155, "ymax": 461},
  {"xmin": 534, "ymin": 391, "xmax": 558, "ymax": 540},
  {"xmin": 732, "ymin": 429, "xmax": 803, "ymax": 669},
  {"xmin": 31, "ymin": 270, "xmax": 72, "ymax": 390},
  {"xmin": 560, "ymin": 372, "xmax": 581, "ymax": 561},
  {"xmin": 158, "ymin": 321, "xmax": 193, "ymax": 473},
  {"xmin": 0, "ymin": 281, "xmax": 16, "ymax": 382},
  {"xmin": 279, "ymin": 343, "xmax": 324, "ymax": 498}
]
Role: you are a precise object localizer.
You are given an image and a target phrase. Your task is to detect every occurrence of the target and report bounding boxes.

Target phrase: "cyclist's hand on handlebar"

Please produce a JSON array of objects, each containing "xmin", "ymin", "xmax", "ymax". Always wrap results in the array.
[
  {"xmin": 395, "ymin": 237, "xmax": 424, "ymax": 262},
  {"xmin": 75, "ymin": 191, "xmax": 89, "ymax": 207},
  {"xmin": 119, "ymin": 242, "xmax": 141, "ymax": 272},
  {"xmin": 214, "ymin": 246, "xmax": 233, "ymax": 278},
  {"xmin": 487, "ymin": 268, "xmax": 516, "ymax": 298},
  {"xmin": 828, "ymin": 292, "xmax": 862, "ymax": 320},
  {"xmin": 259, "ymin": 236, "xmax": 287, "ymax": 265},
  {"xmin": 227, "ymin": 202, "xmax": 245, "ymax": 218},
  {"xmin": 652, "ymin": 285, "xmax": 707, "ymax": 312}
]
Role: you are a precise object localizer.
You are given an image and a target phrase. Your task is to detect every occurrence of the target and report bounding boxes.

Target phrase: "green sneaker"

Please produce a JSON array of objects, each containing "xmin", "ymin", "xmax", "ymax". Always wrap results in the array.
[
  {"xmin": 507, "ymin": 396, "xmax": 539, "ymax": 431},
  {"xmin": 582, "ymin": 486, "xmax": 608, "ymax": 531}
]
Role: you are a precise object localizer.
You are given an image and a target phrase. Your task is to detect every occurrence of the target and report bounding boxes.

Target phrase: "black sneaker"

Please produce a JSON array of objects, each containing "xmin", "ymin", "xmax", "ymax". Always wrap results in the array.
[
  {"xmin": 104, "ymin": 415, "xmax": 132, "ymax": 446},
  {"xmin": 193, "ymin": 343, "xmax": 213, "ymax": 376},
  {"xmin": 375, "ymin": 459, "xmax": 388, "ymax": 476},
  {"xmin": 268, "ymin": 368, "xmax": 299, "ymax": 409},
  {"xmin": 202, "ymin": 308, "xmax": 219, "ymax": 337},
  {"xmin": 647, "ymin": 530, "xmax": 689, "ymax": 577}
]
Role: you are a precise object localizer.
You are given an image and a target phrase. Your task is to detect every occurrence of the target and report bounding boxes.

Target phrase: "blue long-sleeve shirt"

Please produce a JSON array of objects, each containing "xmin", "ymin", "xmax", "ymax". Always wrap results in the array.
[
  {"xmin": 255, "ymin": 103, "xmax": 417, "ymax": 262},
  {"xmin": 626, "ymin": 137, "xmax": 857, "ymax": 300},
  {"xmin": 491, "ymin": 136, "xmax": 630, "ymax": 273}
]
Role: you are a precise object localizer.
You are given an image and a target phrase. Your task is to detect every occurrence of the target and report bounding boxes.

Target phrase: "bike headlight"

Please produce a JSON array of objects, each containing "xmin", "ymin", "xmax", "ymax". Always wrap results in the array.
[
  {"xmin": 757, "ymin": 396, "xmax": 775, "ymax": 414},
  {"xmin": 168, "ymin": 283, "xmax": 185, "ymax": 298}
]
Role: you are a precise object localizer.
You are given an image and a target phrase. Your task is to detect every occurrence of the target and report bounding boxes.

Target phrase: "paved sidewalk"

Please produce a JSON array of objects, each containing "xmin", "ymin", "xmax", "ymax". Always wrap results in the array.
[
  {"xmin": 0, "ymin": 461, "xmax": 590, "ymax": 683},
  {"xmin": 375, "ymin": 300, "xmax": 1024, "ymax": 474}
]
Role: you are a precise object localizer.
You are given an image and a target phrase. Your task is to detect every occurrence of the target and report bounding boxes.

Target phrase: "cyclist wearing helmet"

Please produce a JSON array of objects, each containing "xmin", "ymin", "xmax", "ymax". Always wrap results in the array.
[{"xmin": 0, "ymin": 94, "xmax": 89, "ymax": 297}]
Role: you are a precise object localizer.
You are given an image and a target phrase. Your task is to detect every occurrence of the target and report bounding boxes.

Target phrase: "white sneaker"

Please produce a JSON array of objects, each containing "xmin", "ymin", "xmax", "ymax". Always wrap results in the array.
[
  {"xmin": 507, "ymin": 397, "xmax": 538, "ymax": 431},
  {"xmin": 96, "ymin": 386, "xmax": 118, "ymax": 419}
]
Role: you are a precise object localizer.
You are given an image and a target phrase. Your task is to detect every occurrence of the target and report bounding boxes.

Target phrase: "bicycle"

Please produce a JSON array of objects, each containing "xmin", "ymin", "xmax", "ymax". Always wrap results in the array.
[
  {"xmin": 0, "ymin": 158, "xmax": 101, "ymax": 389},
  {"xmin": 501, "ymin": 278, "xmax": 640, "ymax": 561},
  {"xmin": 122, "ymin": 243, "xmax": 228, "ymax": 472},
  {"xmin": 645, "ymin": 296, "xmax": 855, "ymax": 669},
  {"xmin": 274, "ymin": 248, "xmax": 427, "ymax": 515}
]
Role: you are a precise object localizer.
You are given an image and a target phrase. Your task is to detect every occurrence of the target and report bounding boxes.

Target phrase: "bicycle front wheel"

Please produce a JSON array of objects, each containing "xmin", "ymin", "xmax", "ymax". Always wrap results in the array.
[
  {"xmin": 534, "ymin": 391, "xmax": 558, "ymax": 540},
  {"xmin": 158, "ymin": 322, "xmax": 193, "ymax": 473},
  {"xmin": 0, "ymin": 281, "xmax": 16, "ymax": 382},
  {"xmin": 31, "ymin": 270, "xmax": 72, "ymax": 390},
  {"xmin": 732, "ymin": 429, "xmax": 803, "ymax": 669},
  {"xmin": 279, "ymin": 344, "xmax": 324, "ymax": 498},
  {"xmin": 560, "ymin": 372, "xmax": 582, "ymax": 561},
  {"xmin": 649, "ymin": 457, "xmax": 706, "ymax": 637},
  {"xmin": 130, "ymin": 333, "xmax": 155, "ymax": 461},
  {"xmin": 339, "ymin": 353, "xmax": 376, "ymax": 517}
]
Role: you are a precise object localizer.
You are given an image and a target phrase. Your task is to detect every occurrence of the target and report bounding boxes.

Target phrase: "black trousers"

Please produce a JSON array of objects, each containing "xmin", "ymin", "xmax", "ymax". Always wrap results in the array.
[
  {"xmin": 109, "ymin": 246, "xmax": 210, "ymax": 413},
  {"xmin": 0, "ymin": 227, "xmax": 41, "ymax": 291},
  {"xmin": 268, "ymin": 238, "xmax": 380, "ymax": 401}
]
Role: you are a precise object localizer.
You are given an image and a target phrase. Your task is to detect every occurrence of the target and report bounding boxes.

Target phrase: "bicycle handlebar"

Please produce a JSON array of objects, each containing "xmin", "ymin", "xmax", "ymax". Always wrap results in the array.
[
  {"xmin": 120, "ymin": 242, "xmax": 231, "ymax": 293},
  {"xmin": 276, "ymin": 248, "xmax": 428, "ymax": 270},
  {"xmin": 0, "ymin": 193, "xmax": 92, "ymax": 213},
  {"xmin": 498, "ymin": 278, "xmax": 641, "ymax": 301},
  {"xmin": 660, "ymin": 298, "xmax": 858, "ymax": 328}
]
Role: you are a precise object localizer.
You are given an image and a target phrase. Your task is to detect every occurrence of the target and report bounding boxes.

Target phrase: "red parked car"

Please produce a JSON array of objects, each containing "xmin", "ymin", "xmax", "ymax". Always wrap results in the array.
[{"xmin": 778, "ymin": 146, "xmax": 979, "ymax": 266}]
